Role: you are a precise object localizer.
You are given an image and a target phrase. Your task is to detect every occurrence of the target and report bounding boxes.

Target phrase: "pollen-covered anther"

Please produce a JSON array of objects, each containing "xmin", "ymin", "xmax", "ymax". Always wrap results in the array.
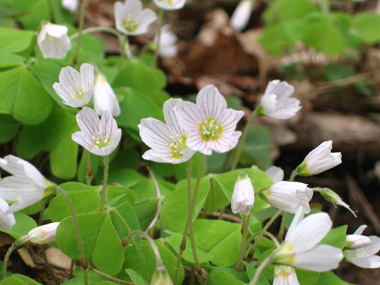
[
  {"xmin": 199, "ymin": 118, "xmax": 222, "ymax": 141},
  {"xmin": 122, "ymin": 17, "xmax": 138, "ymax": 32}
]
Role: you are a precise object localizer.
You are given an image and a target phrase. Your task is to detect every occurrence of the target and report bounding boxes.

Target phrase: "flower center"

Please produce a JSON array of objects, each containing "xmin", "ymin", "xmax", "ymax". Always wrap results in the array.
[
  {"xmin": 272, "ymin": 243, "xmax": 296, "ymax": 266},
  {"xmin": 72, "ymin": 90, "xmax": 85, "ymax": 99},
  {"xmin": 199, "ymin": 118, "xmax": 222, "ymax": 141},
  {"xmin": 92, "ymin": 132, "xmax": 112, "ymax": 149},
  {"xmin": 170, "ymin": 136, "xmax": 187, "ymax": 159},
  {"xmin": 122, "ymin": 17, "xmax": 138, "ymax": 33}
]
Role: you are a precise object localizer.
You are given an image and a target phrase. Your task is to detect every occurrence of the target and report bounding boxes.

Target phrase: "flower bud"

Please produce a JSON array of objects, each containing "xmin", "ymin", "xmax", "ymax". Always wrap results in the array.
[
  {"xmin": 37, "ymin": 22, "xmax": 71, "ymax": 59},
  {"xmin": 150, "ymin": 267, "xmax": 173, "ymax": 285},
  {"xmin": 319, "ymin": 188, "xmax": 356, "ymax": 217},
  {"xmin": 345, "ymin": 234, "xmax": 371, "ymax": 249},
  {"xmin": 94, "ymin": 73, "xmax": 120, "ymax": 117},
  {"xmin": 15, "ymin": 223, "xmax": 59, "ymax": 248},
  {"xmin": 231, "ymin": 172, "xmax": 254, "ymax": 215}
]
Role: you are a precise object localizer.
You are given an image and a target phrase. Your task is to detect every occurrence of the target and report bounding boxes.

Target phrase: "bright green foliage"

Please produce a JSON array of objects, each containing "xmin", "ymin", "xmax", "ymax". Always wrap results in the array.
[
  {"xmin": 315, "ymin": 271, "xmax": 354, "ymax": 285},
  {"xmin": 245, "ymin": 263, "xmax": 270, "ymax": 285},
  {"xmin": 0, "ymin": 274, "xmax": 42, "ymax": 285},
  {"xmin": 0, "ymin": 115, "xmax": 20, "ymax": 143},
  {"xmin": 207, "ymin": 267, "xmax": 247, "ymax": 285},
  {"xmin": 352, "ymin": 13, "xmax": 380, "ymax": 44},
  {"xmin": 0, "ymin": 28, "xmax": 34, "ymax": 53},
  {"xmin": 125, "ymin": 269, "xmax": 147, "ymax": 285},
  {"xmin": 320, "ymin": 225, "xmax": 348, "ymax": 249},
  {"xmin": 0, "ymin": 212, "xmax": 37, "ymax": 239}
]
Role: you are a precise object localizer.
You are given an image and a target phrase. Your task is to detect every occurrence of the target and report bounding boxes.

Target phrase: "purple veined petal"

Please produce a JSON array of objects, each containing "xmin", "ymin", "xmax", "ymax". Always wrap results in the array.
[
  {"xmin": 208, "ymin": 131, "xmax": 241, "ymax": 153},
  {"xmin": 6, "ymin": 186, "xmax": 44, "ymax": 214},
  {"xmin": 125, "ymin": 0, "xmax": 143, "ymax": 17},
  {"xmin": 76, "ymin": 107, "xmax": 100, "ymax": 141},
  {"xmin": 353, "ymin": 225, "xmax": 368, "ymax": 236},
  {"xmin": 271, "ymin": 98, "xmax": 301, "ymax": 119},
  {"xmin": 295, "ymin": 190, "xmax": 311, "ymax": 213},
  {"xmin": 264, "ymin": 80, "xmax": 294, "ymax": 101},
  {"xmin": 196, "ymin": 85, "xmax": 227, "ymax": 121},
  {"xmin": 59, "ymin": 66, "xmax": 83, "ymax": 96},
  {"xmin": 139, "ymin": 118, "xmax": 173, "ymax": 149},
  {"xmin": 351, "ymin": 255, "xmax": 380, "ymax": 269},
  {"xmin": 107, "ymin": 129, "xmax": 122, "ymax": 155},
  {"xmin": 186, "ymin": 133, "xmax": 212, "ymax": 155},
  {"xmin": 142, "ymin": 149, "xmax": 174, "ymax": 163},
  {"xmin": 80, "ymin": 63, "xmax": 94, "ymax": 93},
  {"xmin": 163, "ymin": 98, "xmax": 184, "ymax": 137},
  {"xmin": 114, "ymin": 2, "xmax": 128, "ymax": 33},
  {"xmin": 99, "ymin": 112, "xmax": 116, "ymax": 138},
  {"xmin": 217, "ymin": 109, "xmax": 244, "ymax": 133},
  {"xmin": 0, "ymin": 198, "xmax": 15, "ymax": 230},
  {"xmin": 135, "ymin": 8, "xmax": 157, "ymax": 35},
  {"xmin": 175, "ymin": 102, "xmax": 205, "ymax": 132},
  {"xmin": 285, "ymin": 212, "xmax": 332, "ymax": 253},
  {"xmin": 292, "ymin": 244, "xmax": 343, "ymax": 272},
  {"xmin": 72, "ymin": 131, "xmax": 93, "ymax": 152},
  {"xmin": 273, "ymin": 266, "xmax": 299, "ymax": 285}
]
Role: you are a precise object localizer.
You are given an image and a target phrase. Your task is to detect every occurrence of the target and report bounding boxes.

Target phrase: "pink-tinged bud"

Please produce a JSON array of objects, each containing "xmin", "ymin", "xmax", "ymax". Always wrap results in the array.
[
  {"xmin": 231, "ymin": 172, "xmax": 254, "ymax": 215},
  {"xmin": 345, "ymin": 234, "xmax": 371, "ymax": 249}
]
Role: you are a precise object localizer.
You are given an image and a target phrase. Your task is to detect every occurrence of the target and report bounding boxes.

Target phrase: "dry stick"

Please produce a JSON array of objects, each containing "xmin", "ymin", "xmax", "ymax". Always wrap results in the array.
[
  {"xmin": 57, "ymin": 187, "xmax": 89, "ymax": 285},
  {"xmin": 90, "ymin": 266, "xmax": 134, "ymax": 285},
  {"xmin": 145, "ymin": 167, "xmax": 162, "ymax": 233},
  {"xmin": 72, "ymin": 0, "xmax": 90, "ymax": 66},
  {"xmin": 173, "ymin": 155, "xmax": 207, "ymax": 284},
  {"xmin": 231, "ymin": 109, "xmax": 257, "ymax": 170}
]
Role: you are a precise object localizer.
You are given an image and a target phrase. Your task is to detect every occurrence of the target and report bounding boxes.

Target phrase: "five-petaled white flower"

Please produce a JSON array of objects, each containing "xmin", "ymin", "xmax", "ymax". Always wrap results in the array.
[
  {"xmin": 231, "ymin": 172, "xmax": 254, "ymax": 215},
  {"xmin": 62, "ymin": 0, "xmax": 79, "ymax": 12},
  {"xmin": 230, "ymin": 0, "xmax": 254, "ymax": 31},
  {"xmin": 175, "ymin": 85, "xmax": 244, "ymax": 155},
  {"xmin": 272, "ymin": 208, "xmax": 343, "ymax": 271},
  {"xmin": 157, "ymin": 24, "xmax": 178, "ymax": 58},
  {"xmin": 17, "ymin": 222, "xmax": 60, "ymax": 247},
  {"xmin": 153, "ymin": 0, "xmax": 186, "ymax": 10},
  {"xmin": 72, "ymin": 107, "xmax": 122, "ymax": 156},
  {"xmin": 94, "ymin": 73, "xmax": 121, "ymax": 117},
  {"xmin": 139, "ymin": 98, "xmax": 195, "ymax": 164},
  {"xmin": 273, "ymin": 265, "xmax": 299, "ymax": 285},
  {"xmin": 0, "ymin": 198, "xmax": 16, "ymax": 230},
  {"xmin": 114, "ymin": 0, "xmax": 157, "ymax": 35},
  {"xmin": 53, "ymin": 63, "xmax": 94, "ymax": 108},
  {"xmin": 296, "ymin": 140, "xmax": 342, "ymax": 176},
  {"xmin": 258, "ymin": 80, "xmax": 301, "ymax": 120},
  {"xmin": 261, "ymin": 181, "xmax": 313, "ymax": 214},
  {"xmin": 37, "ymin": 23, "xmax": 72, "ymax": 59},
  {"xmin": 345, "ymin": 225, "xmax": 380, "ymax": 268},
  {"xmin": 0, "ymin": 156, "xmax": 55, "ymax": 213}
]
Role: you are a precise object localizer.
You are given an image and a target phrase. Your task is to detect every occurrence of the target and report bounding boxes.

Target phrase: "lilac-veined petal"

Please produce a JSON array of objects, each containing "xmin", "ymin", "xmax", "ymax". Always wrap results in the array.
[
  {"xmin": 196, "ymin": 85, "xmax": 227, "ymax": 121},
  {"xmin": 139, "ymin": 118, "xmax": 173, "ymax": 149},
  {"xmin": 163, "ymin": 98, "xmax": 184, "ymax": 137},
  {"xmin": 350, "ymin": 255, "xmax": 380, "ymax": 269},
  {"xmin": 175, "ymin": 102, "xmax": 204, "ymax": 131}
]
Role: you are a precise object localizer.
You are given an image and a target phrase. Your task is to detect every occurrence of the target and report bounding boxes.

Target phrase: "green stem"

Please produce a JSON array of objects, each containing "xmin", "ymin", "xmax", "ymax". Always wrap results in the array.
[
  {"xmin": 118, "ymin": 35, "xmax": 128, "ymax": 72},
  {"xmin": 3, "ymin": 243, "xmax": 15, "ymax": 278},
  {"xmin": 247, "ymin": 210, "xmax": 282, "ymax": 259},
  {"xmin": 86, "ymin": 150, "xmax": 93, "ymax": 185},
  {"xmin": 189, "ymin": 222, "xmax": 203, "ymax": 283},
  {"xmin": 90, "ymin": 266, "xmax": 134, "ymax": 285},
  {"xmin": 152, "ymin": 10, "xmax": 164, "ymax": 68},
  {"xmin": 249, "ymin": 255, "xmax": 273, "ymax": 285},
  {"xmin": 56, "ymin": 187, "xmax": 88, "ymax": 285},
  {"xmin": 173, "ymin": 155, "xmax": 207, "ymax": 284},
  {"xmin": 72, "ymin": 0, "xmax": 90, "ymax": 66},
  {"xmin": 289, "ymin": 170, "xmax": 297, "ymax": 182},
  {"xmin": 100, "ymin": 156, "xmax": 109, "ymax": 212},
  {"xmin": 70, "ymin": 26, "xmax": 121, "ymax": 40},
  {"xmin": 277, "ymin": 211, "xmax": 286, "ymax": 243},
  {"xmin": 235, "ymin": 214, "xmax": 251, "ymax": 271},
  {"xmin": 231, "ymin": 109, "xmax": 257, "ymax": 170},
  {"xmin": 263, "ymin": 231, "xmax": 280, "ymax": 247},
  {"xmin": 145, "ymin": 167, "xmax": 162, "ymax": 233}
]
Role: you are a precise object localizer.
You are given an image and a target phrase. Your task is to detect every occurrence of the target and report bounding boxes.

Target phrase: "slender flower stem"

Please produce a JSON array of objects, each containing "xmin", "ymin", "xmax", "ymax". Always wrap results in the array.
[
  {"xmin": 72, "ymin": 0, "xmax": 90, "ymax": 66},
  {"xmin": 189, "ymin": 223, "xmax": 203, "ymax": 283},
  {"xmin": 145, "ymin": 167, "xmax": 162, "ymax": 233},
  {"xmin": 173, "ymin": 155, "xmax": 207, "ymax": 284},
  {"xmin": 232, "ymin": 109, "xmax": 257, "ymax": 170},
  {"xmin": 70, "ymin": 26, "xmax": 122, "ymax": 40},
  {"xmin": 100, "ymin": 156, "xmax": 109, "ymax": 212},
  {"xmin": 249, "ymin": 255, "xmax": 273, "ymax": 285},
  {"xmin": 90, "ymin": 266, "xmax": 134, "ymax": 285},
  {"xmin": 289, "ymin": 170, "xmax": 297, "ymax": 182},
  {"xmin": 263, "ymin": 231, "xmax": 280, "ymax": 247},
  {"xmin": 277, "ymin": 211, "xmax": 286, "ymax": 243},
  {"xmin": 152, "ymin": 10, "xmax": 164, "ymax": 68},
  {"xmin": 56, "ymin": 187, "xmax": 88, "ymax": 285},
  {"xmin": 118, "ymin": 35, "xmax": 128, "ymax": 72},
  {"xmin": 3, "ymin": 243, "xmax": 15, "ymax": 278},
  {"xmin": 86, "ymin": 150, "xmax": 93, "ymax": 185},
  {"xmin": 247, "ymin": 210, "xmax": 282, "ymax": 259},
  {"xmin": 235, "ymin": 214, "xmax": 251, "ymax": 271}
]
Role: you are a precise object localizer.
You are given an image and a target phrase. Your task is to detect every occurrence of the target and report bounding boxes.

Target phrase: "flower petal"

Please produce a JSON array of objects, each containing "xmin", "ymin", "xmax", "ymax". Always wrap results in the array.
[
  {"xmin": 139, "ymin": 118, "xmax": 173, "ymax": 150},
  {"xmin": 163, "ymin": 98, "xmax": 184, "ymax": 137},
  {"xmin": 350, "ymin": 255, "xmax": 380, "ymax": 269},
  {"xmin": 196, "ymin": 85, "xmax": 227, "ymax": 121},
  {"xmin": 76, "ymin": 107, "xmax": 100, "ymax": 141},
  {"xmin": 175, "ymin": 102, "xmax": 204, "ymax": 132}
]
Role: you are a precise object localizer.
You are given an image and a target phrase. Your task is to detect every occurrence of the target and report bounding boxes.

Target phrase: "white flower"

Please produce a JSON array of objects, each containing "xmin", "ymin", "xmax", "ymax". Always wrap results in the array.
[
  {"xmin": 157, "ymin": 24, "xmax": 178, "ymax": 58},
  {"xmin": 26, "ymin": 222, "xmax": 59, "ymax": 245},
  {"xmin": 114, "ymin": 0, "xmax": 157, "ymax": 35},
  {"xmin": 272, "ymin": 210, "xmax": 343, "ymax": 271},
  {"xmin": 153, "ymin": 0, "xmax": 186, "ymax": 10},
  {"xmin": 175, "ymin": 85, "xmax": 244, "ymax": 155},
  {"xmin": 265, "ymin": 166, "xmax": 284, "ymax": 183},
  {"xmin": 37, "ymin": 23, "xmax": 72, "ymax": 59},
  {"xmin": 230, "ymin": 0, "xmax": 254, "ymax": 31},
  {"xmin": 346, "ymin": 225, "xmax": 380, "ymax": 268},
  {"xmin": 53, "ymin": 63, "xmax": 94, "ymax": 108},
  {"xmin": 72, "ymin": 107, "xmax": 122, "ymax": 156},
  {"xmin": 0, "ymin": 155, "xmax": 54, "ymax": 213},
  {"xmin": 0, "ymin": 198, "xmax": 16, "ymax": 230},
  {"xmin": 273, "ymin": 266, "xmax": 299, "ymax": 285},
  {"xmin": 259, "ymin": 80, "xmax": 301, "ymax": 120},
  {"xmin": 261, "ymin": 181, "xmax": 313, "ymax": 214},
  {"xmin": 94, "ymin": 73, "xmax": 121, "ymax": 117},
  {"xmin": 231, "ymin": 172, "xmax": 254, "ymax": 215},
  {"xmin": 296, "ymin": 140, "xmax": 342, "ymax": 176},
  {"xmin": 139, "ymin": 98, "xmax": 196, "ymax": 164},
  {"xmin": 62, "ymin": 0, "xmax": 79, "ymax": 12}
]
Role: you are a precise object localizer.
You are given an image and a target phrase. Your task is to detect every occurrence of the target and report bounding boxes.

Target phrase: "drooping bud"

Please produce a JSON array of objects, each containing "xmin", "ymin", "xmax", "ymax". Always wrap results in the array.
[
  {"xmin": 319, "ymin": 188, "xmax": 356, "ymax": 217},
  {"xmin": 150, "ymin": 266, "xmax": 173, "ymax": 285}
]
